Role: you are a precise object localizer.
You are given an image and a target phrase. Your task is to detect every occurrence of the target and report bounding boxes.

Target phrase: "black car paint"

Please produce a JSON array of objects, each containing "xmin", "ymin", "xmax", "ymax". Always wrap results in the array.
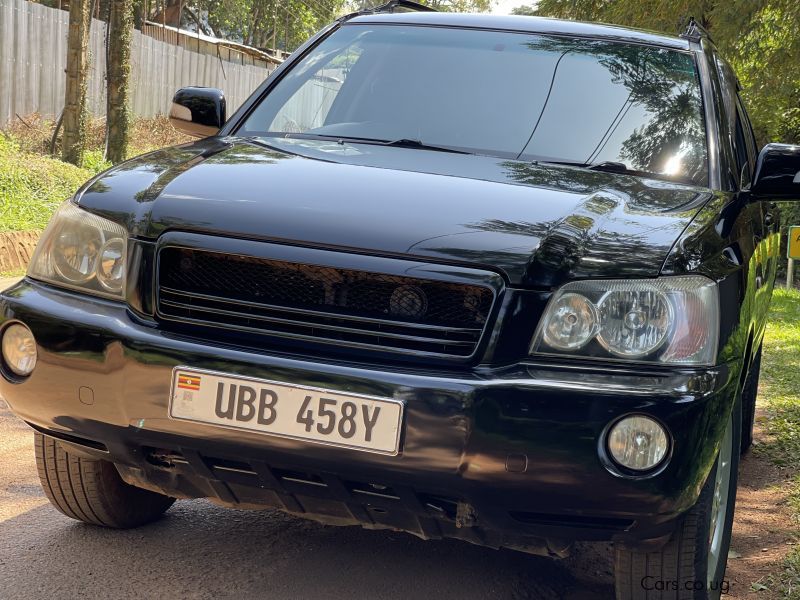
[
  {"xmin": 0, "ymin": 14, "xmax": 781, "ymax": 555},
  {"xmin": 75, "ymin": 139, "xmax": 710, "ymax": 288}
]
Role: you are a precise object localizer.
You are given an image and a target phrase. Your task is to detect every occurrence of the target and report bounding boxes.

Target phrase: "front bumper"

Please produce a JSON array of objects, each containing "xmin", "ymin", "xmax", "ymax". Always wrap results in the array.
[{"xmin": 0, "ymin": 280, "xmax": 737, "ymax": 553}]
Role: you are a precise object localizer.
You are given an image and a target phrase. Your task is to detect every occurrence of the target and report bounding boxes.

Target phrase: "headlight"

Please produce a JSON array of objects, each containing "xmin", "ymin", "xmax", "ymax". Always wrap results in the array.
[
  {"xmin": 531, "ymin": 276, "xmax": 719, "ymax": 365},
  {"xmin": 27, "ymin": 202, "xmax": 128, "ymax": 300}
]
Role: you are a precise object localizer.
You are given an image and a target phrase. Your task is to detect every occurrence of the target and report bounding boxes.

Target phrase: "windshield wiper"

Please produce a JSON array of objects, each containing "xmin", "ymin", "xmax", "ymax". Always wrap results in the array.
[
  {"xmin": 539, "ymin": 159, "xmax": 655, "ymax": 177},
  {"xmin": 375, "ymin": 138, "xmax": 470, "ymax": 154},
  {"xmin": 276, "ymin": 133, "xmax": 470, "ymax": 155},
  {"xmin": 587, "ymin": 161, "xmax": 640, "ymax": 174}
]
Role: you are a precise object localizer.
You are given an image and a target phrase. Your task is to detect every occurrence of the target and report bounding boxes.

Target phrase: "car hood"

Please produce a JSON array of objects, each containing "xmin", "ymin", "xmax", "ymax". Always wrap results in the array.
[{"xmin": 77, "ymin": 137, "xmax": 712, "ymax": 288}]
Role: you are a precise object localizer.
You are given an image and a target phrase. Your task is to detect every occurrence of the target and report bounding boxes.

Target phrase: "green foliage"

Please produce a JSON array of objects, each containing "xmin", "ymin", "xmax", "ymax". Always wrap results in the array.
[
  {"xmin": 510, "ymin": 4, "xmax": 536, "ymax": 16},
  {"xmin": 528, "ymin": 0, "xmax": 800, "ymax": 146},
  {"xmin": 757, "ymin": 288, "xmax": 800, "ymax": 465},
  {"xmin": 421, "ymin": 0, "xmax": 493, "ymax": 12},
  {"xmin": 525, "ymin": 0, "xmax": 606, "ymax": 21},
  {"xmin": 0, "ymin": 135, "xmax": 92, "ymax": 232},
  {"xmin": 0, "ymin": 268, "xmax": 27, "ymax": 279},
  {"xmin": 82, "ymin": 149, "xmax": 113, "ymax": 174},
  {"xmin": 733, "ymin": 3, "xmax": 800, "ymax": 144},
  {"xmin": 195, "ymin": 0, "xmax": 492, "ymax": 54},
  {"xmin": 749, "ymin": 287, "xmax": 800, "ymax": 596},
  {"xmin": 197, "ymin": 0, "xmax": 345, "ymax": 52}
]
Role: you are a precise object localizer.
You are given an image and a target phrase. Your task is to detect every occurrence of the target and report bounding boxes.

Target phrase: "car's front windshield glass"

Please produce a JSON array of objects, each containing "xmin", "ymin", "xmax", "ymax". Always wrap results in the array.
[{"xmin": 238, "ymin": 24, "xmax": 708, "ymax": 186}]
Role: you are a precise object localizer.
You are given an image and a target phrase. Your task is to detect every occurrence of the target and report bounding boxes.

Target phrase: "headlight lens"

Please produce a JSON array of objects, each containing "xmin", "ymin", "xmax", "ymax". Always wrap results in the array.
[
  {"xmin": 597, "ymin": 288, "xmax": 672, "ymax": 358},
  {"xmin": 531, "ymin": 276, "xmax": 719, "ymax": 365},
  {"xmin": 27, "ymin": 202, "xmax": 128, "ymax": 300}
]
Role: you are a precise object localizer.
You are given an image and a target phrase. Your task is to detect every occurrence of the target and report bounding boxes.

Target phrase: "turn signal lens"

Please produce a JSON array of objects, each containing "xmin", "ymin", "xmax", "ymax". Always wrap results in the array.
[
  {"xmin": 607, "ymin": 415, "xmax": 669, "ymax": 471},
  {"xmin": 96, "ymin": 238, "xmax": 126, "ymax": 292},
  {"xmin": 1, "ymin": 323, "xmax": 37, "ymax": 377}
]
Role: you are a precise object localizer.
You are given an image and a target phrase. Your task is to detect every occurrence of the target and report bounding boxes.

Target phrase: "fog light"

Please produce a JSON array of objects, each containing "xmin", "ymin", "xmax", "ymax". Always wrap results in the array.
[
  {"xmin": 2, "ymin": 323, "xmax": 37, "ymax": 376},
  {"xmin": 607, "ymin": 415, "xmax": 668, "ymax": 471}
]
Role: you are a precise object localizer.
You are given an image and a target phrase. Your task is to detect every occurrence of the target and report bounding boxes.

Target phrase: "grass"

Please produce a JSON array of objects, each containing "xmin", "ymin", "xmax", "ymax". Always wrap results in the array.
[
  {"xmin": 6, "ymin": 113, "xmax": 189, "ymax": 162},
  {"xmin": 0, "ymin": 268, "xmax": 26, "ymax": 279},
  {"xmin": 751, "ymin": 287, "xmax": 800, "ymax": 596},
  {"xmin": 0, "ymin": 135, "xmax": 93, "ymax": 232},
  {"xmin": 757, "ymin": 288, "xmax": 800, "ymax": 467},
  {"xmin": 0, "ymin": 114, "xmax": 190, "ymax": 233}
]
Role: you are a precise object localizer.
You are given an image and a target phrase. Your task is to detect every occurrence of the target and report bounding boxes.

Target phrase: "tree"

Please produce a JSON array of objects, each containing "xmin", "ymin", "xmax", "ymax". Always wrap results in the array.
[
  {"xmin": 62, "ymin": 0, "xmax": 93, "ymax": 165},
  {"xmin": 106, "ymin": 0, "xmax": 135, "ymax": 163},
  {"xmin": 193, "ymin": 0, "xmax": 493, "ymax": 55},
  {"xmin": 511, "ymin": 5, "xmax": 537, "ymax": 16}
]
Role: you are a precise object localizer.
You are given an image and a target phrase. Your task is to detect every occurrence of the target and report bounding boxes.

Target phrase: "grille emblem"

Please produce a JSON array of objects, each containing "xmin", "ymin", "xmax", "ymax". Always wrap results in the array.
[{"xmin": 389, "ymin": 285, "xmax": 428, "ymax": 319}]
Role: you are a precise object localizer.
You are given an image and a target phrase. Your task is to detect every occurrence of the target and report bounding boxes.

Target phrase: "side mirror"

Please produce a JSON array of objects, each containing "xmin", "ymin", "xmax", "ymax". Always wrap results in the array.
[
  {"xmin": 169, "ymin": 87, "xmax": 226, "ymax": 138},
  {"xmin": 752, "ymin": 143, "xmax": 800, "ymax": 200}
]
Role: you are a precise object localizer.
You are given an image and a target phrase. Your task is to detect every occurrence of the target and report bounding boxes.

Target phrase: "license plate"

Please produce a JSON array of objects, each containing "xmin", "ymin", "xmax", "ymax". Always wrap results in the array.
[{"xmin": 168, "ymin": 368, "xmax": 404, "ymax": 455}]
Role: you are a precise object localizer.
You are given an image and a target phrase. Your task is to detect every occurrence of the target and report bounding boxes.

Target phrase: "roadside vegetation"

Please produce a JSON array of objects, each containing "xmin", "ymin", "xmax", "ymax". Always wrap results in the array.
[
  {"xmin": 0, "ymin": 134, "xmax": 92, "ymax": 232},
  {"xmin": 753, "ymin": 287, "xmax": 800, "ymax": 597},
  {"xmin": 0, "ymin": 114, "xmax": 189, "ymax": 233}
]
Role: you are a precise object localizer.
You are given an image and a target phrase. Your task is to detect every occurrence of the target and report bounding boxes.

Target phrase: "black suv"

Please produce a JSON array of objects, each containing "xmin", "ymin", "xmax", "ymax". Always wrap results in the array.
[{"xmin": 3, "ymin": 7, "xmax": 800, "ymax": 599}]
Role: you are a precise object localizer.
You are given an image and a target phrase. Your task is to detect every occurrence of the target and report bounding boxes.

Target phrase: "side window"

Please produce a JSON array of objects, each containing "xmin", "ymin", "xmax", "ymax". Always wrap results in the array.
[
  {"xmin": 733, "ymin": 92, "xmax": 757, "ymax": 190},
  {"xmin": 733, "ymin": 108, "xmax": 751, "ymax": 189},
  {"xmin": 736, "ymin": 94, "xmax": 758, "ymax": 164}
]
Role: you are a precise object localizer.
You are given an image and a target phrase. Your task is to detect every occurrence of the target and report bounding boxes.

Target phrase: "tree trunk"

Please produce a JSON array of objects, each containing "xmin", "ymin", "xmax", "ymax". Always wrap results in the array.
[
  {"xmin": 62, "ymin": 0, "xmax": 93, "ymax": 165},
  {"xmin": 106, "ymin": 0, "xmax": 134, "ymax": 164}
]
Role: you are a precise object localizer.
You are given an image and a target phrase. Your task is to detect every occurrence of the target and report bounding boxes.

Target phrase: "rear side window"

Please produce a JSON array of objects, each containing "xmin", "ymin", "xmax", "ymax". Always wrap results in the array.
[
  {"xmin": 240, "ymin": 25, "xmax": 708, "ymax": 186},
  {"xmin": 733, "ymin": 106, "xmax": 752, "ymax": 188}
]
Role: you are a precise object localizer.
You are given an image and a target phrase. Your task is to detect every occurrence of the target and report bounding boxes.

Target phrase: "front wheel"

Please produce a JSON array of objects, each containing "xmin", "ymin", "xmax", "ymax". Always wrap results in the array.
[
  {"xmin": 34, "ymin": 432, "xmax": 175, "ymax": 528},
  {"xmin": 614, "ymin": 399, "xmax": 740, "ymax": 599}
]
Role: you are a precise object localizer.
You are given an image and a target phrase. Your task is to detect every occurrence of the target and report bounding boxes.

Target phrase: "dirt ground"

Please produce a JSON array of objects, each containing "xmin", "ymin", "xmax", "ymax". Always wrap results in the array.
[
  {"xmin": 0, "ymin": 397, "xmax": 795, "ymax": 599},
  {"xmin": 725, "ymin": 408, "xmax": 798, "ymax": 599}
]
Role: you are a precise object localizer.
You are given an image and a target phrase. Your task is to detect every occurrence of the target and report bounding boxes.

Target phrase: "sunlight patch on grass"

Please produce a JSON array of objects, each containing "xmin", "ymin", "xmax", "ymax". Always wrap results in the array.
[
  {"xmin": 0, "ymin": 268, "xmax": 26, "ymax": 279},
  {"xmin": 753, "ymin": 287, "xmax": 800, "ymax": 596},
  {"xmin": 758, "ymin": 288, "xmax": 800, "ymax": 467}
]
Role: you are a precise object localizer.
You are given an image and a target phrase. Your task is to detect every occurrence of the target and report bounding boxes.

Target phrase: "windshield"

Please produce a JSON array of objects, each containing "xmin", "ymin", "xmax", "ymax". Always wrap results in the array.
[{"xmin": 239, "ymin": 24, "xmax": 708, "ymax": 186}]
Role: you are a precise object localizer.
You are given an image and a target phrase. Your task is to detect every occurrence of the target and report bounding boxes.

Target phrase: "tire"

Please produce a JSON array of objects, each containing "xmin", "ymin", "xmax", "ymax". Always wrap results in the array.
[
  {"xmin": 614, "ymin": 396, "xmax": 741, "ymax": 600},
  {"xmin": 34, "ymin": 432, "xmax": 175, "ymax": 528},
  {"xmin": 740, "ymin": 344, "xmax": 762, "ymax": 454}
]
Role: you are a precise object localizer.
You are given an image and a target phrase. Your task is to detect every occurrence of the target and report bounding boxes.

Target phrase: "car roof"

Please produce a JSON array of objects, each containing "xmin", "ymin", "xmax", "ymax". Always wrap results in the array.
[{"xmin": 346, "ymin": 13, "xmax": 692, "ymax": 51}]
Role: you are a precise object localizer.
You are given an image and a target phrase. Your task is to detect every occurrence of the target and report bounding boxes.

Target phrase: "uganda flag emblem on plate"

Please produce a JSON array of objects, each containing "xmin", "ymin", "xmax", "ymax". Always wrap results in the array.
[{"xmin": 177, "ymin": 373, "xmax": 201, "ymax": 391}]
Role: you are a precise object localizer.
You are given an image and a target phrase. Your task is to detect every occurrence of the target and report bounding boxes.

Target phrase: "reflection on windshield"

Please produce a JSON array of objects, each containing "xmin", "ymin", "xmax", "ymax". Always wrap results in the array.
[{"xmin": 239, "ymin": 25, "xmax": 708, "ymax": 186}]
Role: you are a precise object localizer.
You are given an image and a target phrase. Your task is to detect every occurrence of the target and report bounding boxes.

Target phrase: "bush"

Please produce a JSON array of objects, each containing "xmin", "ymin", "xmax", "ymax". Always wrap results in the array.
[{"xmin": 0, "ymin": 135, "xmax": 92, "ymax": 232}]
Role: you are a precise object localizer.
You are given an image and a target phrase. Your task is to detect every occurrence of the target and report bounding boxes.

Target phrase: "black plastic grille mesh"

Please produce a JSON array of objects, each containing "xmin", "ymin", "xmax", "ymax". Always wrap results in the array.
[{"xmin": 157, "ymin": 248, "xmax": 495, "ymax": 357}]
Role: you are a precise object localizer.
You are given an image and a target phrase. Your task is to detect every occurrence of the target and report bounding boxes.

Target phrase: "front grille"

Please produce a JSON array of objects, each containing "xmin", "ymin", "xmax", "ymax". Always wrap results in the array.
[{"xmin": 156, "ymin": 247, "xmax": 495, "ymax": 358}]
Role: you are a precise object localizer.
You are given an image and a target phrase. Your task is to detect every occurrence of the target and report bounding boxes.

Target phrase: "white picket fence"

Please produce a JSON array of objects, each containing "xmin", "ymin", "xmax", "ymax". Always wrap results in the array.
[{"xmin": 0, "ymin": 0, "xmax": 275, "ymax": 125}]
